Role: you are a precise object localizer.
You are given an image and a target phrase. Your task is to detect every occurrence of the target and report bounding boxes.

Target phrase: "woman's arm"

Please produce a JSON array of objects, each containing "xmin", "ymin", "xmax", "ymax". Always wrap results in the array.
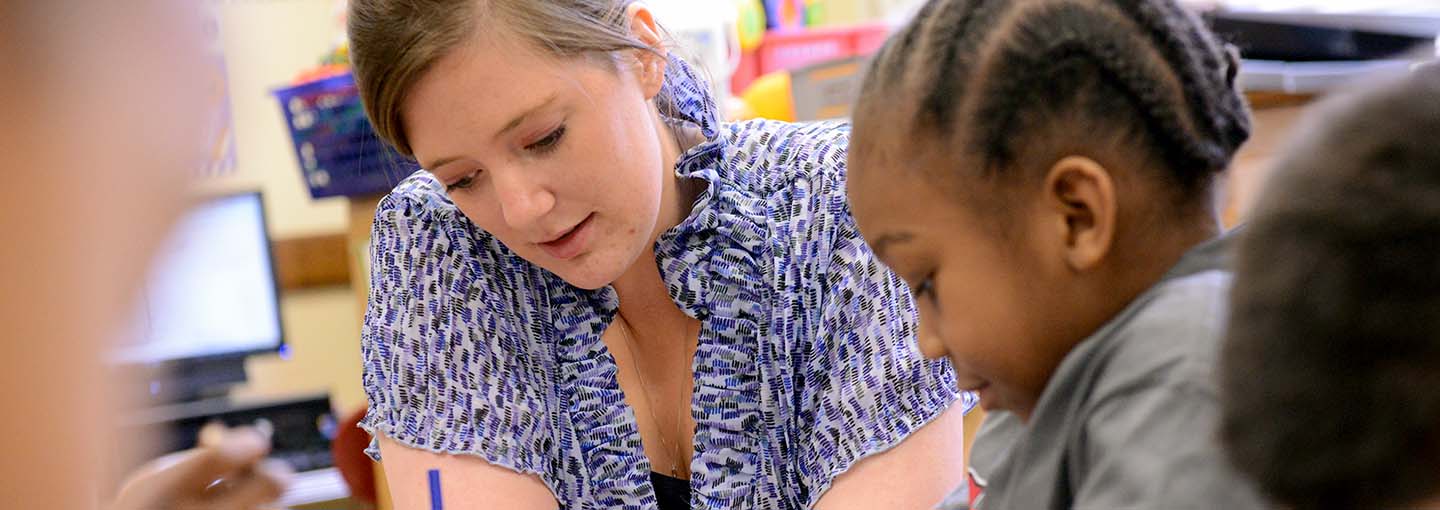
[
  {"xmin": 814, "ymin": 403, "xmax": 967, "ymax": 510},
  {"xmin": 377, "ymin": 436, "xmax": 558, "ymax": 510},
  {"xmin": 364, "ymin": 186, "xmax": 560, "ymax": 510}
]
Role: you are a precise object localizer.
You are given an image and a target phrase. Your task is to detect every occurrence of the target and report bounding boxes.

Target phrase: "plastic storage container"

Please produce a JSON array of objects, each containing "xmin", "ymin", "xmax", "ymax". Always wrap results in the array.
[
  {"xmin": 733, "ymin": 23, "xmax": 889, "ymax": 91},
  {"xmin": 273, "ymin": 73, "xmax": 418, "ymax": 199}
]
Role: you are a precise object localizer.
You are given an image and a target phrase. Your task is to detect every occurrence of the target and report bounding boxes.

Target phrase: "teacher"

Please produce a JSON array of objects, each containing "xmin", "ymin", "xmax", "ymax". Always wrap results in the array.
[{"xmin": 348, "ymin": 1, "xmax": 975, "ymax": 508}]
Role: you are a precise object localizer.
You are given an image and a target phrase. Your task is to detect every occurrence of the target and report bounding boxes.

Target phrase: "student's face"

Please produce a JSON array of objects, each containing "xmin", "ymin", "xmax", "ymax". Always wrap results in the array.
[
  {"xmin": 404, "ymin": 29, "xmax": 671, "ymax": 290},
  {"xmin": 849, "ymin": 151, "xmax": 1077, "ymax": 419}
]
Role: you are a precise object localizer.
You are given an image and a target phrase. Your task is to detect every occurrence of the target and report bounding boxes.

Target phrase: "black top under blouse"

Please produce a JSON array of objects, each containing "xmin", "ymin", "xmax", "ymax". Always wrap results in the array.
[{"xmin": 650, "ymin": 471, "xmax": 691, "ymax": 510}]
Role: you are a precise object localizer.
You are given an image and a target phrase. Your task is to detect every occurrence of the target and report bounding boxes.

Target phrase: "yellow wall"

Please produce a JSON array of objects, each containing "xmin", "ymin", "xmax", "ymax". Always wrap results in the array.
[
  {"xmin": 232, "ymin": 286, "xmax": 366, "ymax": 413},
  {"xmin": 203, "ymin": 0, "xmax": 348, "ymax": 238},
  {"xmin": 201, "ymin": 0, "xmax": 365, "ymax": 413}
]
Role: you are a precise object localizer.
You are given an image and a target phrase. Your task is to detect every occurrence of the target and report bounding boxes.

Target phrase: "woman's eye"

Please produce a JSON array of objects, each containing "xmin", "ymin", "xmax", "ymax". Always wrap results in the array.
[
  {"xmin": 526, "ymin": 125, "xmax": 566, "ymax": 154},
  {"xmin": 446, "ymin": 171, "xmax": 480, "ymax": 192}
]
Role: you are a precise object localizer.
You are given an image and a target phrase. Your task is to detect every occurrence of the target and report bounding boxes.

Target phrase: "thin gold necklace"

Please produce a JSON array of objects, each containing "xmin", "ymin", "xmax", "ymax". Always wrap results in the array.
[{"xmin": 617, "ymin": 317, "xmax": 693, "ymax": 478}]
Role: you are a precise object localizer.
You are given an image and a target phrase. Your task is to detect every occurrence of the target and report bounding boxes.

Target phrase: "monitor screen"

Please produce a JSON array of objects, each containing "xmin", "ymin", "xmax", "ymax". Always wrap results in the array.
[
  {"xmin": 113, "ymin": 192, "xmax": 283, "ymax": 365},
  {"xmin": 1214, "ymin": 1, "xmax": 1440, "ymax": 37}
]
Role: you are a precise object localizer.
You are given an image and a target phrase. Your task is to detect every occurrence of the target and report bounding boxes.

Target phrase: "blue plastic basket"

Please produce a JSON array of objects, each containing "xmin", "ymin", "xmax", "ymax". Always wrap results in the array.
[{"xmin": 273, "ymin": 73, "xmax": 418, "ymax": 199}]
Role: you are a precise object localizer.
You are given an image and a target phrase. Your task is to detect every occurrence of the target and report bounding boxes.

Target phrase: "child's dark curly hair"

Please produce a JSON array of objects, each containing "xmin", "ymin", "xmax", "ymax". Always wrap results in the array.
[
  {"xmin": 1221, "ymin": 65, "xmax": 1440, "ymax": 510},
  {"xmin": 852, "ymin": 0, "xmax": 1251, "ymax": 214}
]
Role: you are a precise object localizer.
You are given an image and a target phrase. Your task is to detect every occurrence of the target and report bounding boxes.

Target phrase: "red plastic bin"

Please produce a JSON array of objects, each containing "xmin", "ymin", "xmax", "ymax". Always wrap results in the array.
[{"xmin": 735, "ymin": 23, "xmax": 892, "ymax": 92}]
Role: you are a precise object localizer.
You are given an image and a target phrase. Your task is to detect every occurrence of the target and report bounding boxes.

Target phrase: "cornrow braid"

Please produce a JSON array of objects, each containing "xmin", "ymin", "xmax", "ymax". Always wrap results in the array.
[
  {"xmin": 976, "ymin": 2, "xmax": 1222, "ymax": 180},
  {"xmin": 856, "ymin": 0, "xmax": 1251, "ymax": 198},
  {"xmin": 1105, "ymin": 0, "xmax": 1250, "ymax": 156},
  {"xmin": 865, "ymin": 2, "xmax": 938, "ymax": 94},
  {"xmin": 913, "ymin": 0, "xmax": 1005, "ymax": 129}
]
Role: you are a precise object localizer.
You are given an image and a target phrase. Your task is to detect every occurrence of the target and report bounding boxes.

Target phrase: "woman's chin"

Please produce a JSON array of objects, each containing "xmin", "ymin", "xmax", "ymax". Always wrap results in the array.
[
  {"xmin": 535, "ymin": 241, "xmax": 649, "ymax": 291},
  {"xmin": 563, "ymin": 274, "xmax": 613, "ymax": 291},
  {"xmin": 549, "ymin": 258, "xmax": 629, "ymax": 291}
]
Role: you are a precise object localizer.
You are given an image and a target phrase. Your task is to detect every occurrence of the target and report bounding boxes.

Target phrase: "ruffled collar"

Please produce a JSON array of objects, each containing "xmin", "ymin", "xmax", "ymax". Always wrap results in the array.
[
  {"xmin": 548, "ymin": 54, "xmax": 770, "ymax": 508},
  {"xmin": 655, "ymin": 55, "xmax": 771, "ymax": 508},
  {"xmin": 658, "ymin": 52, "xmax": 722, "ymax": 148}
]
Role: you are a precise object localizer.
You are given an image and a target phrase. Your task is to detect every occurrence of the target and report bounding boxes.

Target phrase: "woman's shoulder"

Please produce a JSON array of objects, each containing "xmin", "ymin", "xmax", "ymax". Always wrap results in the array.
[
  {"xmin": 364, "ymin": 172, "xmax": 559, "ymax": 444},
  {"xmin": 718, "ymin": 120, "xmax": 858, "ymax": 253},
  {"xmin": 719, "ymin": 119, "xmax": 853, "ymax": 209},
  {"xmin": 376, "ymin": 170, "xmax": 463, "ymax": 225},
  {"xmin": 374, "ymin": 171, "xmax": 504, "ymax": 258},
  {"xmin": 722, "ymin": 119, "xmax": 852, "ymax": 187},
  {"xmin": 370, "ymin": 170, "xmax": 543, "ymax": 312}
]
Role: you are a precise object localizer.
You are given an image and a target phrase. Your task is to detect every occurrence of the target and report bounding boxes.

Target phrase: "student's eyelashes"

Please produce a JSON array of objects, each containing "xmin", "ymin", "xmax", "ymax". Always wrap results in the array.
[
  {"xmin": 525, "ymin": 124, "xmax": 566, "ymax": 154},
  {"xmin": 913, "ymin": 274, "xmax": 937, "ymax": 301}
]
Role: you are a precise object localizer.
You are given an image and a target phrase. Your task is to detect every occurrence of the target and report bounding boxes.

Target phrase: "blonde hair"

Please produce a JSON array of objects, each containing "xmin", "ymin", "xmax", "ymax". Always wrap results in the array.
[{"xmin": 348, "ymin": 0, "xmax": 666, "ymax": 157}]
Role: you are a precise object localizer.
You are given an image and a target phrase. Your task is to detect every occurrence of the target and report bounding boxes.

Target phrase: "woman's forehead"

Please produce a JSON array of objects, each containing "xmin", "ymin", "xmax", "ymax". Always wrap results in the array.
[{"xmin": 404, "ymin": 46, "xmax": 592, "ymax": 131}]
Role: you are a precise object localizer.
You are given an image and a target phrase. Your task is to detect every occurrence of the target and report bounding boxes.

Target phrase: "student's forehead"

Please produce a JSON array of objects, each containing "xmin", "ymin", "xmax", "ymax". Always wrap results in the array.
[
  {"xmin": 851, "ymin": 148, "xmax": 952, "ymax": 205},
  {"xmin": 850, "ymin": 177, "xmax": 940, "ymax": 252}
]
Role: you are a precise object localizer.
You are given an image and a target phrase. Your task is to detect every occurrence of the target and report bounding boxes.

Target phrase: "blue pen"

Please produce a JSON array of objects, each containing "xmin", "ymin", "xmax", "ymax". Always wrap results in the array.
[{"xmin": 428, "ymin": 468, "xmax": 444, "ymax": 510}]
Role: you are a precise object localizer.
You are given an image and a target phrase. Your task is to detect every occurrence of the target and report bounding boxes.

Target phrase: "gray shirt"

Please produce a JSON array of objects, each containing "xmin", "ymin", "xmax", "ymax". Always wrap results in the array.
[
  {"xmin": 937, "ymin": 411, "xmax": 1023, "ymax": 510},
  {"xmin": 949, "ymin": 234, "xmax": 1267, "ymax": 510}
]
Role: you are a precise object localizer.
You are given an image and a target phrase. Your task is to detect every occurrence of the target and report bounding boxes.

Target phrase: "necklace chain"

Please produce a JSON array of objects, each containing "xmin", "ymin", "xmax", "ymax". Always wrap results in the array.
[{"xmin": 617, "ymin": 317, "xmax": 693, "ymax": 478}]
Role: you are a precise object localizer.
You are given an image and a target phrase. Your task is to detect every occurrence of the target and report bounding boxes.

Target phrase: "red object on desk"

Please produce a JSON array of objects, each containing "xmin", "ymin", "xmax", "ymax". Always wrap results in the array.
[{"xmin": 331, "ymin": 406, "xmax": 378, "ymax": 504}]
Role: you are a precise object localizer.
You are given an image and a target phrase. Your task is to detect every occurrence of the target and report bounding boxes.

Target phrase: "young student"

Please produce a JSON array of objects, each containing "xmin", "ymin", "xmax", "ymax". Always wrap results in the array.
[
  {"xmin": 846, "ymin": 0, "xmax": 1268, "ymax": 508},
  {"xmin": 1220, "ymin": 64, "xmax": 1440, "ymax": 510}
]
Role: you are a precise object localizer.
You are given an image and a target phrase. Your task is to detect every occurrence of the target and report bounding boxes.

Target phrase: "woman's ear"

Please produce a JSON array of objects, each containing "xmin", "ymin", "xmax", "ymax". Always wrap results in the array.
[
  {"xmin": 1041, "ymin": 156, "xmax": 1117, "ymax": 272},
  {"xmin": 625, "ymin": 2, "xmax": 668, "ymax": 100}
]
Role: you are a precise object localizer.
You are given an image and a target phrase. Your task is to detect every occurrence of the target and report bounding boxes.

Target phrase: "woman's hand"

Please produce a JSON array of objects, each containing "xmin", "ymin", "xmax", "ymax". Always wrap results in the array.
[{"xmin": 110, "ymin": 424, "xmax": 294, "ymax": 510}]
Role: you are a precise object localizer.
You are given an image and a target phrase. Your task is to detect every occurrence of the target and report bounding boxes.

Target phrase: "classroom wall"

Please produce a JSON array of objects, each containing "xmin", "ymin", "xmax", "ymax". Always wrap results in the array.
[
  {"xmin": 233, "ymin": 286, "xmax": 366, "ymax": 413},
  {"xmin": 201, "ymin": 0, "xmax": 366, "ymax": 413},
  {"xmin": 204, "ymin": 0, "xmax": 348, "ymax": 238}
]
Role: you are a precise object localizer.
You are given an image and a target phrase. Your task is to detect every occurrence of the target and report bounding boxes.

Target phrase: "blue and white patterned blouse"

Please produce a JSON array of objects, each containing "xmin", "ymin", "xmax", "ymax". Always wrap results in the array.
[{"xmin": 359, "ymin": 55, "xmax": 976, "ymax": 509}]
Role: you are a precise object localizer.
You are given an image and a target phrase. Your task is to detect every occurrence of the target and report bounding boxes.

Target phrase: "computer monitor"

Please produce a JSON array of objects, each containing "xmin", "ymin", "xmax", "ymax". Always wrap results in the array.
[
  {"xmin": 113, "ymin": 191, "xmax": 285, "ymax": 402},
  {"xmin": 1211, "ymin": 2, "xmax": 1440, "ymax": 54},
  {"xmin": 1215, "ymin": 1, "xmax": 1440, "ymax": 38}
]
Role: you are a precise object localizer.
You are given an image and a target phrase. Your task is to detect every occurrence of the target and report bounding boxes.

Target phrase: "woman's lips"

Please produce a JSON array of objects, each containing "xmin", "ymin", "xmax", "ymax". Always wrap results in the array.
[{"xmin": 538, "ymin": 213, "xmax": 594, "ymax": 260}]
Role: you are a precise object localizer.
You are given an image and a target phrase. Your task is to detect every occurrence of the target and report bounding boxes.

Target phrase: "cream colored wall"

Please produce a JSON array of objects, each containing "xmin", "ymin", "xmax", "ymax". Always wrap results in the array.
[
  {"xmin": 201, "ymin": 0, "xmax": 366, "ymax": 413},
  {"xmin": 203, "ymin": 0, "xmax": 348, "ymax": 238},
  {"xmin": 233, "ymin": 286, "xmax": 367, "ymax": 413}
]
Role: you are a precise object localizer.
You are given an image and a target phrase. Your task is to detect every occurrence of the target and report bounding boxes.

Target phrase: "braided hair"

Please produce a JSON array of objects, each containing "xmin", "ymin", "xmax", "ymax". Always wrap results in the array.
[{"xmin": 854, "ymin": 0, "xmax": 1250, "ymax": 207}]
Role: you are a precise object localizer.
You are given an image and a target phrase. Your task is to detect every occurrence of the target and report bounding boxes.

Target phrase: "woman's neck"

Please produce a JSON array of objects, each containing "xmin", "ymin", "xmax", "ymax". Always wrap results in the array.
[
  {"xmin": 648, "ymin": 105, "xmax": 705, "ymax": 244},
  {"xmin": 611, "ymin": 108, "xmax": 705, "ymax": 342},
  {"xmin": 612, "ymin": 246, "xmax": 687, "ymax": 341}
]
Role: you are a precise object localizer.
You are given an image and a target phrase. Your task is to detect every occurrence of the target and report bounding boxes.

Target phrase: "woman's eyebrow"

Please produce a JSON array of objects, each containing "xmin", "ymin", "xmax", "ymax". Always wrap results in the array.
[
  {"xmin": 493, "ymin": 92, "xmax": 561, "ymax": 140},
  {"xmin": 420, "ymin": 92, "xmax": 561, "ymax": 170}
]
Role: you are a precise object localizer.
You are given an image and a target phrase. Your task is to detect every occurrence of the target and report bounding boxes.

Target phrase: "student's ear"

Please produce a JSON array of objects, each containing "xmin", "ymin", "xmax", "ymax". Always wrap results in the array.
[
  {"xmin": 1041, "ymin": 156, "xmax": 1117, "ymax": 272},
  {"xmin": 1222, "ymin": 43, "xmax": 1242, "ymax": 89},
  {"xmin": 625, "ymin": 2, "xmax": 668, "ymax": 100}
]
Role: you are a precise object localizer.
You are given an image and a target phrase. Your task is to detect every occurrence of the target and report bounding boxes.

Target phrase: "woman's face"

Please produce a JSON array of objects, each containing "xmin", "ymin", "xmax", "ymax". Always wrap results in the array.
[{"xmin": 403, "ymin": 28, "xmax": 671, "ymax": 290}]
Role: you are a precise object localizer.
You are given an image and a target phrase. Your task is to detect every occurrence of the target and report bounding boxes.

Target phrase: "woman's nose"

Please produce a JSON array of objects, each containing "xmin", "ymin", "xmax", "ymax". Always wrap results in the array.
[{"xmin": 492, "ymin": 170, "xmax": 555, "ymax": 230}]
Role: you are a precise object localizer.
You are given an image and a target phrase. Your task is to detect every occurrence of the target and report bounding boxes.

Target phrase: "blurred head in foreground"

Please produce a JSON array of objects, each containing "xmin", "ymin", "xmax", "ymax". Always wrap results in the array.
[
  {"xmin": 1221, "ymin": 64, "xmax": 1440, "ymax": 510},
  {"xmin": 2, "ymin": 1, "xmax": 286, "ymax": 508}
]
